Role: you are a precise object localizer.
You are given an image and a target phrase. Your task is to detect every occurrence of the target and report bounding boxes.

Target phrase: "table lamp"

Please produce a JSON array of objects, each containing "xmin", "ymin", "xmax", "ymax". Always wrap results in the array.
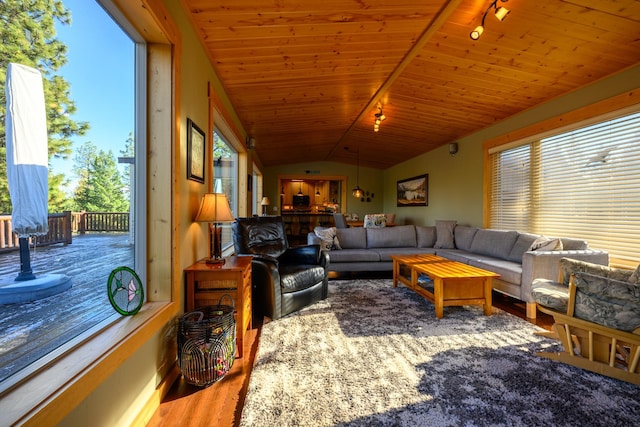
[
  {"xmin": 194, "ymin": 193, "xmax": 234, "ymax": 265},
  {"xmin": 260, "ymin": 196, "xmax": 270, "ymax": 216}
]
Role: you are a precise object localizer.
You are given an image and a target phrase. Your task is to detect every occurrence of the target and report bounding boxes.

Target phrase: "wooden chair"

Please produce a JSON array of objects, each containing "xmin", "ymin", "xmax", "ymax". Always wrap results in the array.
[{"xmin": 533, "ymin": 260, "xmax": 640, "ymax": 385}]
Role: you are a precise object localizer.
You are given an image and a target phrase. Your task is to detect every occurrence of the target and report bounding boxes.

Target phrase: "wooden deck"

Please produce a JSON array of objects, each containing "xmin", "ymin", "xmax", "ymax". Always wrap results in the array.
[{"xmin": 0, "ymin": 233, "xmax": 133, "ymax": 384}]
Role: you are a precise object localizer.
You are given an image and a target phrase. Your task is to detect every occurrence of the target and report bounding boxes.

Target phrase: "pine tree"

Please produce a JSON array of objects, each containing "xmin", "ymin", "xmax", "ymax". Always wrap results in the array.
[
  {"xmin": 73, "ymin": 142, "xmax": 128, "ymax": 212},
  {"xmin": 0, "ymin": 0, "xmax": 89, "ymax": 213}
]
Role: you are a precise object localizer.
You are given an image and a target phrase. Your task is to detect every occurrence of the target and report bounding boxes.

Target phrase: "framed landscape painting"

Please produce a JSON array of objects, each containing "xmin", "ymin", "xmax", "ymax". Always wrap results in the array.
[
  {"xmin": 187, "ymin": 118, "xmax": 205, "ymax": 183},
  {"xmin": 397, "ymin": 174, "xmax": 428, "ymax": 207}
]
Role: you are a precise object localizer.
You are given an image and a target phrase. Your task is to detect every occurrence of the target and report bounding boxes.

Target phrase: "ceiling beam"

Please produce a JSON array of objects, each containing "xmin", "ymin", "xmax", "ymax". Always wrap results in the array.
[{"xmin": 325, "ymin": 0, "xmax": 465, "ymax": 161}]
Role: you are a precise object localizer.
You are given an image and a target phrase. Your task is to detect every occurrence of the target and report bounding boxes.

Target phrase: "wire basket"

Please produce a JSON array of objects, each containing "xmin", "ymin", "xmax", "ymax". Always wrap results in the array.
[{"xmin": 178, "ymin": 295, "xmax": 236, "ymax": 387}]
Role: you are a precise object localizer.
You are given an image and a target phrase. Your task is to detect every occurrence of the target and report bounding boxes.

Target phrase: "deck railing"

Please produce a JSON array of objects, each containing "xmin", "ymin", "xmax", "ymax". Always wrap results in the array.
[{"xmin": 0, "ymin": 211, "xmax": 129, "ymax": 252}]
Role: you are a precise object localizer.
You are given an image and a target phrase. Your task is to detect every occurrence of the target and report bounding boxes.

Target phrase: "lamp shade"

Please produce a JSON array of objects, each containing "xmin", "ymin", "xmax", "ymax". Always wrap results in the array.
[
  {"xmin": 194, "ymin": 193, "xmax": 234, "ymax": 223},
  {"xmin": 260, "ymin": 197, "xmax": 270, "ymax": 206}
]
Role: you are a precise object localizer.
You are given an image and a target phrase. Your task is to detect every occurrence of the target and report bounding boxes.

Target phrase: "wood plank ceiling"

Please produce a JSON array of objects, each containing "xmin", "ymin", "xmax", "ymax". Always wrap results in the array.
[{"xmin": 181, "ymin": 0, "xmax": 640, "ymax": 169}]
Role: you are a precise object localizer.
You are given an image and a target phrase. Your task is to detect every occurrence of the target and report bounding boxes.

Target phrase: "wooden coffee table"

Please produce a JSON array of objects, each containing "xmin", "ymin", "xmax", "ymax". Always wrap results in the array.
[
  {"xmin": 391, "ymin": 254, "xmax": 447, "ymax": 289},
  {"xmin": 391, "ymin": 254, "xmax": 499, "ymax": 318}
]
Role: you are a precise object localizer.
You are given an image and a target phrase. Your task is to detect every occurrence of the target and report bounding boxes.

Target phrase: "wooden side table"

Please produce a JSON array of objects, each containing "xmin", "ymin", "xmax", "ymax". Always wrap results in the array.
[{"xmin": 184, "ymin": 255, "xmax": 252, "ymax": 358}]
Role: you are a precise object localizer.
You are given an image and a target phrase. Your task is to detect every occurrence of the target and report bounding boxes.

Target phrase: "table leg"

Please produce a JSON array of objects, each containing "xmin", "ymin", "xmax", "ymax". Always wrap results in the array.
[
  {"xmin": 392, "ymin": 260, "xmax": 399, "ymax": 288},
  {"xmin": 434, "ymin": 278, "xmax": 444, "ymax": 318},
  {"xmin": 483, "ymin": 278, "xmax": 493, "ymax": 316}
]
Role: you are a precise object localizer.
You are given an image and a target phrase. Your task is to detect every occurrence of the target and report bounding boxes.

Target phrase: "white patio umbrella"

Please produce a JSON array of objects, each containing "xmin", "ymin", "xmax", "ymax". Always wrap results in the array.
[
  {"xmin": 0, "ymin": 63, "xmax": 71, "ymax": 302},
  {"xmin": 6, "ymin": 63, "xmax": 49, "ymax": 238}
]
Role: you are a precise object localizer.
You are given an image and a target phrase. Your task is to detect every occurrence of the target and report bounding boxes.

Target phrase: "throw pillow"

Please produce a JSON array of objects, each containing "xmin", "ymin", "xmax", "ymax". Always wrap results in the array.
[
  {"xmin": 314, "ymin": 227, "xmax": 341, "ymax": 250},
  {"xmin": 528, "ymin": 236, "xmax": 563, "ymax": 251},
  {"xmin": 434, "ymin": 220, "xmax": 456, "ymax": 249},
  {"xmin": 363, "ymin": 214, "xmax": 386, "ymax": 228}
]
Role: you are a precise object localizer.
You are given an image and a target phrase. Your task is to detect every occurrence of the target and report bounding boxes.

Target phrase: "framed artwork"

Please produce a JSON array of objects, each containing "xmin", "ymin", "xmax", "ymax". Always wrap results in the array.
[
  {"xmin": 187, "ymin": 118, "xmax": 205, "ymax": 183},
  {"xmin": 397, "ymin": 174, "xmax": 428, "ymax": 207}
]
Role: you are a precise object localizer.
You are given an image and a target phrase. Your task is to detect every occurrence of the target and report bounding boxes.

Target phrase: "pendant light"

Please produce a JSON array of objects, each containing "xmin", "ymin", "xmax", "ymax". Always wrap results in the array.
[
  {"xmin": 297, "ymin": 181, "xmax": 304, "ymax": 196},
  {"xmin": 352, "ymin": 150, "xmax": 364, "ymax": 198}
]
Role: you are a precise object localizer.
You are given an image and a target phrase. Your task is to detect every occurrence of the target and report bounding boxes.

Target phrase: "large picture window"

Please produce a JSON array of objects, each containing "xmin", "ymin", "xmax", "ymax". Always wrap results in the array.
[
  {"xmin": 489, "ymin": 111, "xmax": 640, "ymax": 266},
  {"xmin": 213, "ymin": 129, "xmax": 238, "ymax": 251},
  {"xmin": 0, "ymin": 0, "xmax": 143, "ymax": 389}
]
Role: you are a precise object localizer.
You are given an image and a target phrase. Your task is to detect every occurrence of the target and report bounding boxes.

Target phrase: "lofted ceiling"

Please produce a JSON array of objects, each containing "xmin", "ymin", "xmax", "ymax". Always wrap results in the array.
[{"xmin": 181, "ymin": 0, "xmax": 640, "ymax": 169}]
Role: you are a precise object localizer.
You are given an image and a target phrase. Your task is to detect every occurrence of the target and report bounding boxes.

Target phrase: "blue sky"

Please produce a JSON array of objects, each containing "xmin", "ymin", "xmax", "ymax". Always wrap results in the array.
[{"xmin": 52, "ymin": 0, "xmax": 134, "ymax": 192}]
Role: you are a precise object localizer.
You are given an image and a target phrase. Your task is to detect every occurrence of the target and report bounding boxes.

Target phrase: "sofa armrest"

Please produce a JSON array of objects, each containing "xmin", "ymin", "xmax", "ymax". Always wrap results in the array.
[
  {"xmin": 521, "ymin": 249, "xmax": 609, "ymax": 303},
  {"xmin": 307, "ymin": 232, "xmax": 321, "ymax": 245}
]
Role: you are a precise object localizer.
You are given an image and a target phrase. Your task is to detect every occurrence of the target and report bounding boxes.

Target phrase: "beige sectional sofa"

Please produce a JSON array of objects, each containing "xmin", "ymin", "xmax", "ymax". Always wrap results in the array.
[{"xmin": 308, "ymin": 223, "xmax": 609, "ymax": 318}]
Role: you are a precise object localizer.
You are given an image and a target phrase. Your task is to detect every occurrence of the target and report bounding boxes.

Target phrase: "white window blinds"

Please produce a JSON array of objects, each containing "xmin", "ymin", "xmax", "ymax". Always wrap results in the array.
[{"xmin": 489, "ymin": 111, "xmax": 640, "ymax": 265}]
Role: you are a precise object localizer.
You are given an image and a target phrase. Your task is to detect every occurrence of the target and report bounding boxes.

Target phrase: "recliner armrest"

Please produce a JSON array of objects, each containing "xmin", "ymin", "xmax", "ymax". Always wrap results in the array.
[
  {"xmin": 279, "ymin": 244, "xmax": 325, "ymax": 266},
  {"xmin": 251, "ymin": 253, "xmax": 279, "ymax": 267}
]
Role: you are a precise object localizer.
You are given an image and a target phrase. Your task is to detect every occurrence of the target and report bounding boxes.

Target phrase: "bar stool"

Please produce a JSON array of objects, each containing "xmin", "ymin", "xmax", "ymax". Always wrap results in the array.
[{"xmin": 298, "ymin": 214, "xmax": 311, "ymax": 239}]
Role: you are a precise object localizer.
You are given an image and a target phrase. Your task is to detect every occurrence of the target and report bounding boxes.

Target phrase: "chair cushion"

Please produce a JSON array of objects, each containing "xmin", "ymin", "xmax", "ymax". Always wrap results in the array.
[
  {"xmin": 531, "ymin": 279, "xmax": 569, "ymax": 312},
  {"xmin": 559, "ymin": 258, "xmax": 631, "ymax": 286},
  {"xmin": 279, "ymin": 265, "xmax": 326, "ymax": 293},
  {"xmin": 573, "ymin": 272, "xmax": 640, "ymax": 332},
  {"xmin": 363, "ymin": 214, "xmax": 386, "ymax": 228},
  {"xmin": 233, "ymin": 217, "xmax": 288, "ymax": 258}
]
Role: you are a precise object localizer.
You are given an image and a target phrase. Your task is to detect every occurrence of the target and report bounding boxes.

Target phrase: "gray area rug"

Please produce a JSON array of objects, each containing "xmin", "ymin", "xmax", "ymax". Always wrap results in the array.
[{"xmin": 240, "ymin": 279, "xmax": 640, "ymax": 426}]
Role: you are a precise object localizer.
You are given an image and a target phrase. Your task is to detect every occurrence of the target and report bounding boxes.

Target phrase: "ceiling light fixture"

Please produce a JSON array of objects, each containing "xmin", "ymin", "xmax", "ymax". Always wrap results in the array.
[
  {"xmin": 373, "ymin": 106, "xmax": 386, "ymax": 133},
  {"xmin": 352, "ymin": 149, "xmax": 364, "ymax": 198},
  {"xmin": 470, "ymin": 0, "xmax": 511, "ymax": 40}
]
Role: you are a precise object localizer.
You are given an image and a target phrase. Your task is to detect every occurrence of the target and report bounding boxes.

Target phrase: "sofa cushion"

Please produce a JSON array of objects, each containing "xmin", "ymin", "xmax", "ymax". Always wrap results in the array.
[
  {"xmin": 436, "ymin": 249, "xmax": 492, "ymax": 265},
  {"xmin": 573, "ymin": 272, "xmax": 640, "ymax": 332},
  {"xmin": 454, "ymin": 226, "xmax": 478, "ymax": 251},
  {"xmin": 375, "ymin": 247, "xmax": 436, "ymax": 261},
  {"xmin": 469, "ymin": 259, "xmax": 522, "ymax": 285},
  {"xmin": 367, "ymin": 225, "xmax": 416, "ymax": 248},
  {"xmin": 507, "ymin": 232, "xmax": 540, "ymax": 262},
  {"xmin": 327, "ymin": 248, "xmax": 380, "ymax": 263},
  {"xmin": 335, "ymin": 227, "xmax": 366, "ymax": 249},
  {"xmin": 531, "ymin": 279, "xmax": 569, "ymax": 312},
  {"xmin": 470, "ymin": 229, "xmax": 519, "ymax": 259},
  {"xmin": 434, "ymin": 220, "xmax": 457, "ymax": 249},
  {"xmin": 416, "ymin": 226, "xmax": 436, "ymax": 248}
]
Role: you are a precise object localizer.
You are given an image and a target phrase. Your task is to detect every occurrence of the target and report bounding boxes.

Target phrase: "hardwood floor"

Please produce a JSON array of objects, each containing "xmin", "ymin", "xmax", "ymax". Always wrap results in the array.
[{"xmin": 147, "ymin": 274, "xmax": 553, "ymax": 427}]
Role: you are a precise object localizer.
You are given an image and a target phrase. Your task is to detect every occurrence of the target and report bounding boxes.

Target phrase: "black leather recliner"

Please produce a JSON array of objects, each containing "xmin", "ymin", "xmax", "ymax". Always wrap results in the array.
[{"xmin": 232, "ymin": 216, "xmax": 329, "ymax": 320}]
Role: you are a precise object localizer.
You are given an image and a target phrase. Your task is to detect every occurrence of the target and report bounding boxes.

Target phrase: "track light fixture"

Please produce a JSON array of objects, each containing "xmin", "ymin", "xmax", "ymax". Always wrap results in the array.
[
  {"xmin": 373, "ymin": 106, "xmax": 386, "ymax": 133},
  {"xmin": 470, "ymin": 0, "xmax": 510, "ymax": 40}
]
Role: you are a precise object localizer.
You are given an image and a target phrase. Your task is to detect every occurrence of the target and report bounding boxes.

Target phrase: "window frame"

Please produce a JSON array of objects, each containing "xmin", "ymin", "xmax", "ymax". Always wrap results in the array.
[{"xmin": 0, "ymin": 0, "xmax": 180, "ymax": 423}]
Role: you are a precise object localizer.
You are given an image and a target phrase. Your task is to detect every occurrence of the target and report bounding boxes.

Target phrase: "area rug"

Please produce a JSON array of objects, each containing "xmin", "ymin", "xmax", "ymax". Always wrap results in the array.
[{"xmin": 240, "ymin": 279, "xmax": 640, "ymax": 426}]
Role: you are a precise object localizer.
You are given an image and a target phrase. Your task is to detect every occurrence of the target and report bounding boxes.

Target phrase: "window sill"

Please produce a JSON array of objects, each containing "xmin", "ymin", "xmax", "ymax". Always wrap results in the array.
[{"xmin": 0, "ymin": 301, "xmax": 177, "ymax": 426}]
